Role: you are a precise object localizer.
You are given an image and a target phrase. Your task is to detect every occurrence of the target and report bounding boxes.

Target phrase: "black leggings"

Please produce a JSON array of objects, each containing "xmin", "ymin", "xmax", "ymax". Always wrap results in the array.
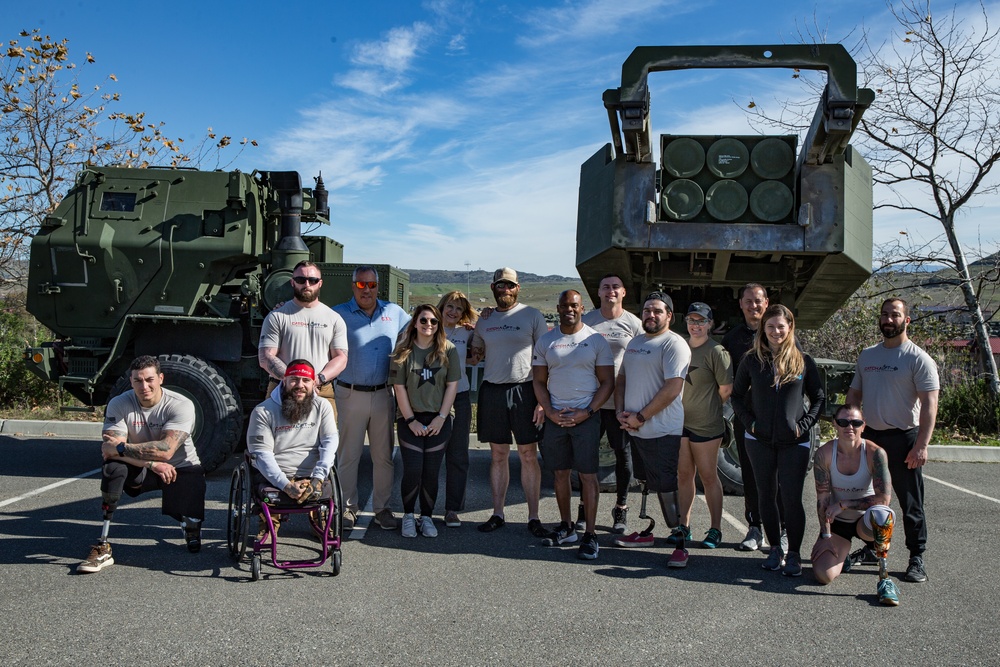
[
  {"xmin": 600, "ymin": 409, "xmax": 633, "ymax": 506},
  {"xmin": 744, "ymin": 439, "xmax": 809, "ymax": 554},
  {"xmin": 397, "ymin": 412, "xmax": 452, "ymax": 516}
]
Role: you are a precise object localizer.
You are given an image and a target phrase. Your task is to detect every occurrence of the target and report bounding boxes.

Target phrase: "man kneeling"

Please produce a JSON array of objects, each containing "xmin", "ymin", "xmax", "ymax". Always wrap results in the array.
[
  {"xmin": 78, "ymin": 355, "xmax": 205, "ymax": 574},
  {"xmin": 811, "ymin": 404, "xmax": 900, "ymax": 606},
  {"xmin": 246, "ymin": 359, "xmax": 339, "ymax": 540}
]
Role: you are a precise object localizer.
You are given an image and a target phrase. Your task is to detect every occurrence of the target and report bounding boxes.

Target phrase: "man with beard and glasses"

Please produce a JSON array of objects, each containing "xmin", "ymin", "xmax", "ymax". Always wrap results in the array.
[
  {"xmin": 333, "ymin": 266, "xmax": 410, "ymax": 532},
  {"xmin": 246, "ymin": 360, "xmax": 339, "ymax": 540},
  {"xmin": 259, "ymin": 261, "xmax": 348, "ymax": 418},
  {"xmin": 846, "ymin": 298, "xmax": 939, "ymax": 584},
  {"xmin": 470, "ymin": 267, "xmax": 549, "ymax": 536},
  {"xmin": 616, "ymin": 292, "xmax": 692, "ymax": 568}
]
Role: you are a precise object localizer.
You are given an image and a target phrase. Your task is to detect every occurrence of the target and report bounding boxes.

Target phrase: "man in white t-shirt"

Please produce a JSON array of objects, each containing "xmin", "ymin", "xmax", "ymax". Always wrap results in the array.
[
  {"xmin": 470, "ymin": 267, "xmax": 550, "ymax": 537},
  {"xmin": 259, "ymin": 260, "xmax": 348, "ymax": 416},
  {"xmin": 532, "ymin": 290, "xmax": 614, "ymax": 559},
  {"xmin": 846, "ymin": 297, "xmax": 939, "ymax": 584},
  {"xmin": 77, "ymin": 355, "xmax": 205, "ymax": 574},
  {"xmin": 616, "ymin": 292, "xmax": 692, "ymax": 568}
]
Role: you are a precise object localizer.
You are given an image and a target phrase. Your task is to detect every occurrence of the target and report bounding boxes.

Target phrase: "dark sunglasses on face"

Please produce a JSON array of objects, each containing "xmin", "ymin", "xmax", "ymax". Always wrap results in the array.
[
  {"xmin": 494, "ymin": 281, "xmax": 517, "ymax": 289},
  {"xmin": 354, "ymin": 281, "xmax": 378, "ymax": 289},
  {"xmin": 418, "ymin": 317, "xmax": 439, "ymax": 325},
  {"xmin": 292, "ymin": 276, "xmax": 320, "ymax": 285},
  {"xmin": 835, "ymin": 418, "xmax": 865, "ymax": 428}
]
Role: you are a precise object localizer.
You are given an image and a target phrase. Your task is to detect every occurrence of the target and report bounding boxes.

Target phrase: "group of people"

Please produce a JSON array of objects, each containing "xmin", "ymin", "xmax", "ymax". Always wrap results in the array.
[{"xmin": 76, "ymin": 265, "xmax": 939, "ymax": 606}]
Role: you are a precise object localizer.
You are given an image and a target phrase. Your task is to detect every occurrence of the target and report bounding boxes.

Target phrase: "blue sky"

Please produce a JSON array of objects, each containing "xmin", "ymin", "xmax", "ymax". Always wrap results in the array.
[{"xmin": 8, "ymin": 0, "xmax": 998, "ymax": 277}]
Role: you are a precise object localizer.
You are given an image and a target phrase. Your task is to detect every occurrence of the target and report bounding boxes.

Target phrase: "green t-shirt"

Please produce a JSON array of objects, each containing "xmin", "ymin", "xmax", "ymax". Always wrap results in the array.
[
  {"xmin": 390, "ymin": 342, "xmax": 461, "ymax": 416},
  {"xmin": 681, "ymin": 339, "xmax": 733, "ymax": 437}
]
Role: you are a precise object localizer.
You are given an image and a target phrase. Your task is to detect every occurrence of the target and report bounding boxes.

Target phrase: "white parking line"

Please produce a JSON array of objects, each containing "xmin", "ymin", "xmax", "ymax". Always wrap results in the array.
[
  {"xmin": 0, "ymin": 468, "xmax": 101, "ymax": 509},
  {"xmin": 925, "ymin": 474, "xmax": 1000, "ymax": 504}
]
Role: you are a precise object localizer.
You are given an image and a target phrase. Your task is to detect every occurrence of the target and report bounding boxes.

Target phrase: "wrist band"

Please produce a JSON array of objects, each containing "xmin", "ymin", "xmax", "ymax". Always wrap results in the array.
[
  {"xmin": 405, "ymin": 416, "xmax": 416, "ymax": 424},
  {"xmin": 821, "ymin": 532, "xmax": 831, "ymax": 538},
  {"xmin": 147, "ymin": 461, "xmax": 155, "ymax": 470},
  {"xmin": 438, "ymin": 414, "xmax": 447, "ymax": 420}
]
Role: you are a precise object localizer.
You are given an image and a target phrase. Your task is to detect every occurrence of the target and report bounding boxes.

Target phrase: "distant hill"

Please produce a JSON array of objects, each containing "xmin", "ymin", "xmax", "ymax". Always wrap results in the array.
[{"xmin": 403, "ymin": 269, "xmax": 577, "ymax": 284}]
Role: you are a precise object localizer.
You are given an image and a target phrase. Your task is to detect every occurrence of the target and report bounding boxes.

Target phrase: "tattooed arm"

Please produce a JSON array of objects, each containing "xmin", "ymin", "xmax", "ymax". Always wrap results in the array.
[
  {"xmin": 258, "ymin": 346, "xmax": 287, "ymax": 382},
  {"xmin": 813, "ymin": 442, "xmax": 835, "ymax": 534},
  {"xmin": 101, "ymin": 429, "xmax": 189, "ymax": 463}
]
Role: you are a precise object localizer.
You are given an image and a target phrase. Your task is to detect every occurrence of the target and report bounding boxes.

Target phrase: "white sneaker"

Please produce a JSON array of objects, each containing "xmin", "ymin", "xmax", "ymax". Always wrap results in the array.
[
  {"xmin": 419, "ymin": 515, "xmax": 438, "ymax": 538},
  {"xmin": 739, "ymin": 526, "xmax": 765, "ymax": 551},
  {"xmin": 401, "ymin": 513, "xmax": 417, "ymax": 538}
]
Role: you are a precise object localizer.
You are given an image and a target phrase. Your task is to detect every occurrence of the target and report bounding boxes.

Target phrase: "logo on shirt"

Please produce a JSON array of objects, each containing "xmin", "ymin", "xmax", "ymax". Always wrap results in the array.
[
  {"xmin": 602, "ymin": 332, "xmax": 631, "ymax": 340},
  {"xmin": 486, "ymin": 325, "xmax": 521, "ymax": 332},
  {"xmin": 415, "ymin": 364, "xmax": 441, "ymax": 387},
  {"xmin": 381, "ymin": 316, "xmax": 394, "ymax": 322},
  {"xmin": 275, "ymin": 421, "xmax": 317, "ymax": 433},
  {"xmin": 291, "ymin": 321, "xmax": 329, "ymax": 328},
  {"xmin": 551, "ymin": 341, "xmax": 588, "ymax": 349},
  {"xmin": 625, "ymin": 347, "xmax": 652, "ymax": 356},
  {"xmin": 862, "ymin": 364, "xmax": 900, "ymax": 373}
]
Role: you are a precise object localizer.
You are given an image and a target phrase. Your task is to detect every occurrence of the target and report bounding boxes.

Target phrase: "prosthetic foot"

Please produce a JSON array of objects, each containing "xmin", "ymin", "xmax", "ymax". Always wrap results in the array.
[
  {"xmin": 866, "ymin": 505, "xmax": 900, "ymax": 606},
  {"xmin": 637, "ymin": 479, "xmax": 655, "ymax": 537},
  {"xmin": 657, "ymin": 491, "xmax": 679, "ymax": 529}
]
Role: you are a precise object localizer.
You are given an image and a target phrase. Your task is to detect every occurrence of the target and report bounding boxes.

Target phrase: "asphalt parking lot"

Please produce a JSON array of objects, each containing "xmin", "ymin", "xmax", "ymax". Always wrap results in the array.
[{"xmin": 1, "ymin": 432, "xmax": 997, "ymax": 666}]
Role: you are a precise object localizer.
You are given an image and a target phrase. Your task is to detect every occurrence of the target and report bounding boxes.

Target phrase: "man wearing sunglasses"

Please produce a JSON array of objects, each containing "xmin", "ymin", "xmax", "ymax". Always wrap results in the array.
[
  {"xmin": 333, "ymin": 265, "xmax": 410, "ymax": 531},
  {"xmin": 259, "ymin": 261, "xmax": 349, "ymax": 415},
  {"xmin": 471, "ymin": 267, "xmax": 550, "ymax": 536},
  {"xmin": 846, "ymin": 297, "xmax": 939, "ymax": 584}
]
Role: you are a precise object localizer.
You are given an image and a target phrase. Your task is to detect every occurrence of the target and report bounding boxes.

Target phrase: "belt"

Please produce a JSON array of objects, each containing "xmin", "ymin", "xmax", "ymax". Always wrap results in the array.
[{"xmin": 337, "ymin": 380, "xmax": 388, "ymax": 392}]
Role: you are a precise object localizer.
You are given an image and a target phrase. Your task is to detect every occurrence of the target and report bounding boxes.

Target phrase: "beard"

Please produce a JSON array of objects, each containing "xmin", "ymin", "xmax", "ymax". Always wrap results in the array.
[
  {"xmin": 494, "ymin": 293, "xmax": 516, "ymax": 309},
  {"xmin": 280, "ymin": 387, "xmax": 314, "ymax": 423},
  {"xmin": 880, "ymin": 321, "xmax": 906, "ymax": 339},
  {"xmin": 294, "ymin": 286, "xmax": 319, "ymax": 303},
  {"xmin": 643, "ymin": 318, "xmax": 666, "ymax": 334}
]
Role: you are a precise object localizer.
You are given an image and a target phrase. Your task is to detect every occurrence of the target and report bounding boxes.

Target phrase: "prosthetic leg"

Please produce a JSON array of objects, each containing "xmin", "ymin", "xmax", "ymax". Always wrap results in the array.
[
  {"xmin": 865, "ymin": 505, "xmax": 900, "ymax": 606},
  {"xmin": 613, "ymin": 478, "xmax": 655, "ymax": 547}
]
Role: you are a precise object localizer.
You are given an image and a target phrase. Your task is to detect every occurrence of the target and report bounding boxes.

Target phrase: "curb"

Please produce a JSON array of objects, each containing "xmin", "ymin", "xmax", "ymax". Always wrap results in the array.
[{"xmin": 3, "ymin": 420, "xmax": 999, "ymax": 463}]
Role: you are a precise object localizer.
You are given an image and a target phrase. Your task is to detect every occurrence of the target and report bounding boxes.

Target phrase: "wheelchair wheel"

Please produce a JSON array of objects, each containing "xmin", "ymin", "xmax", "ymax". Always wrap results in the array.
[
  {"xmin": 331, "ymin": 550, "xmax": 342, "ymax": 577},
  {"xmin": 250, "ymin": 553, "xmax": 261, "ymax": 581},
  {"xmin": 330, "ymin": 466, "xmax": 345, "ymax": 539},
  {"xmin": 227, "ymin": 462, "xmax": 251, "ymax": 562}
]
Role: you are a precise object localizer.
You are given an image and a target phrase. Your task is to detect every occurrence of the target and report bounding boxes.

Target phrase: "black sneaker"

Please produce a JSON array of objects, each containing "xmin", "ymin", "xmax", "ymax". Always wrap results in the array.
[
  {"xmin": 577, "ymin": 532, "xmax": 599, "ymax": 560},
  {"xmin": 611, "ymin": 506, "xmax": 628, "ymax": 535},
  {"xmin": 528, "ymin": 518, "xmax": 548, "ymax": 538},
  {"xmin": 844, "ymin": 544, "xmax": 878, "ymax": 573},
  {"xmin": 904, "ymin": 555, "xmax": 928, "ymax": 583},
  {"xmin": 762, "ymin": 546, "xmax": 785, "ymax": 571},
  {"xmin": 542, "ymin": 521, "xmax": 578, "ymax": 546},
  {"xmin": 575, "ymin": 503, "xmax": 586, "ymax": 531},
  {"xmin": 182, "ymin": 519, "xmax": 202, "ymax": 553}
]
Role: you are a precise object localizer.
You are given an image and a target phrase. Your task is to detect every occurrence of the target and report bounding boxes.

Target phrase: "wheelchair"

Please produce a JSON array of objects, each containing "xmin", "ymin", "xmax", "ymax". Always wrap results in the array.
[{"xmin": 227, "ymin": 455, "xmax": 344, "ymax": 581}]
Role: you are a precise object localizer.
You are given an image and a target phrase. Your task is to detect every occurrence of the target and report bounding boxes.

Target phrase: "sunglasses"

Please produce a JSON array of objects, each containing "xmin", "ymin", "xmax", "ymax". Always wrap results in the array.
[
  {"xmin": 418, "ymin": 317, "xmax": 439, "ymax": 325},
  {"xmin": 834, "ymin": 418, "xmax": 865, "ymax": 428},
  {"xmin": 354, "ymin": 281, "xmax": 378, "ymax": 289},
  {"xmin": 494, "ymin": 281, "xmax": 517, "ymax": 289},
  {"xmin": 292, "ymin": 276, "xmax": 320, "ymax": 285}
]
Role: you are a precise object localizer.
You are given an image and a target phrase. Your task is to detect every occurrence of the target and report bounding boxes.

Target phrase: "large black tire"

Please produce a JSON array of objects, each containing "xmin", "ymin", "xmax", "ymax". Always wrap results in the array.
[{"xmin": 108, "ymin": 354, "xmax": 243, "ymax": 473}]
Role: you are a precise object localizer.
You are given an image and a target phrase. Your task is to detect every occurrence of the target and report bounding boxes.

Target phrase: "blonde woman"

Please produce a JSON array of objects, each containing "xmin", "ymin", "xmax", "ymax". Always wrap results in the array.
[
  {"xmin": 436, "ymin": 291, "xmax": 480, "ymax": 527},
  {"xmin": 389, "ymin": 304, "xmax": 461, "ymax": 538},
  {"xmin": 732, "ymin": 304, "xmax": 824, "ymax": 576}
]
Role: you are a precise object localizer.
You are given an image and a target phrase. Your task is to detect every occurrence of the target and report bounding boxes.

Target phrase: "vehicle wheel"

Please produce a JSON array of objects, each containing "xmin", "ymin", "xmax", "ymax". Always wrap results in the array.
[
  {"xmin": 108, "ymin": 354, "xmax": 243, "ymax": 473},
  {"xmin": 331, "ymin": 550, "xmax": 342, "ymax": 577},
  {"xmin": 227, "ymin": 462, "xmax": 250, "ymax": 562},
  {"xmin": 250, "ymin": 554, "xmax": 261, "ymax": 581}
]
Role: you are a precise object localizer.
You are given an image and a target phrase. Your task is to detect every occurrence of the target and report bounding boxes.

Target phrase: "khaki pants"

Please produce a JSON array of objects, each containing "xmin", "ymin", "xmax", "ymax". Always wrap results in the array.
[{"xmin": 334, "ymin": 383, "xmax": 396, "ymax": 513}]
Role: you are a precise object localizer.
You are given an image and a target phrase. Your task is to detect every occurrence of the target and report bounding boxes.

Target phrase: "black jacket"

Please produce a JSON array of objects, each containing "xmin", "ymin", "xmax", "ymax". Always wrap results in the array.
[{"xmin": 732, "ymin": 351, "xmax": 824, "ymax": 446}]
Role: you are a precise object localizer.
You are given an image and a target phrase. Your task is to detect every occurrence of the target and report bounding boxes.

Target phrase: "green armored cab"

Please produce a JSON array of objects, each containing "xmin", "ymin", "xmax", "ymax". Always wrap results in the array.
[{"xmin": 24, "ymin": 167, "xmax": 408, "ymax": 470}]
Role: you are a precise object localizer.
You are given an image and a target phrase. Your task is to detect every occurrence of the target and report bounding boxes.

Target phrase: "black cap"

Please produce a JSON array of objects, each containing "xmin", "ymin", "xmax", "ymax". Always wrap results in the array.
[{"xmin": 643, "ymin": 291, "xmax": 674, "ymax": 312}]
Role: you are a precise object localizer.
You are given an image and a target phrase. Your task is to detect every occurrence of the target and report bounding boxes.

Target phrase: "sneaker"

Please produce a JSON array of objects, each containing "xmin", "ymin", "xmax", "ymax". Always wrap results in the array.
[
  {"xmin": 419, "ymin": 515, "xmax": 438, "ymax": 538},
  {"xmin": 782, "ymin": 551, "xmax": 802, "ymax": 577},
  {"xmin": 738, "ymin": 525, "xmax": 766, "ymax": 552},
  {"xmin": 77, "ymin": 542, "xmax": 114, "ymax": 573},
  {"xmin": 611, "ymin": 506, "xmax": 628, "ymax": 535},
  {"xmin": 577, "ymin": 532, "xmax": 599, "ymax": 560},
  {"xmin": 844, "ymin": 544, "xmax": 878, "ymax": 573},
  {"xmin": 878, "ymin": 577, "xmax": 901, "ymax": 606},
  {"xmin": 667, "ymin": 548, "xmax": 689, "ymax": 568},
  {"xmin": 762, "ymin": 546, "xmax": 785, "ymax": 571},
  {"xmin": 528, "ymin": 518, "xmax": 548, "ymax": 538},
  {"xmin": 613, "ymin": 531, "xmax": 655, "ymax": 548},
  {"xmin": 374, "ymin": 509, "xmax": 398, "ymax": 531},
  {"xmin": 903, "ymin": 555, "xmax": 928, "ymax": 583},
  {"xmin": 343, "ymin": 509, "xmax": 358, "ymax": 532},
  {"xmin": 444, "ymin": 511, "xmax": 461, "ymax": 527},
  {"xmin": 181, "ymin": 519, "xmax": 202, "ymax": 553},
  {"xmin": 542, "ymin": 521, "xmax": 578, "ymax": 546},
  {"xmin": 702, "ymin": 527, "xmax": 722, "ymax": 549},
  {"xmin": 780, "ymin": 528, "xmax": 789, "ymax": 555},
  {"xmin": 401, "ymin": 513, "xmax": 417, "ymax": 538},
  {"xmin": 477, "ymin": 515, "xmax": 506, "ymax": 532},
  {"xmin": 665, "ymin": 525, "xmax": 691, "ymax": 547},
  {"xmin": 575, "ymin": 503, "xmax": 586, "ymax": 532}
]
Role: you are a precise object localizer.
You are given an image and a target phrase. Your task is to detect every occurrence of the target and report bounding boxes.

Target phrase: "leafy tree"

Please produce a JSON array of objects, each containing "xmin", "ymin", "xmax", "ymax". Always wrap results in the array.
[{"xmin": 0, "ymin": 29, "xmax": 254, "ymax": 289}]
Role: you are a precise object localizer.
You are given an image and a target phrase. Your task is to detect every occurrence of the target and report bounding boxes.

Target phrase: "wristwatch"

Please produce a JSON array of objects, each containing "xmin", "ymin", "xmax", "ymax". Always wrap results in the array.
[
  {"xmin": 116, "ymin": 443, "xmax": 126, "ymax": 457},
  {"xmin": 635, "ymin": 411, "xmax": 647, "ymax": 424},
  {"xmin": 318, "ymin": 373, "xmax": 328, "ymax": 386}
]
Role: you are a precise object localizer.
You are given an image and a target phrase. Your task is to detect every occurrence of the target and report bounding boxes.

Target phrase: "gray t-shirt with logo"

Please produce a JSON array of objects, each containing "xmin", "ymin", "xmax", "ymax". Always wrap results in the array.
[
  {"xmin": 582, "ymin": 308, "xmax": 643, "ymax": 410},
  {"xmin": 471, "ymin": 303, "xmax": 549, "ymax": 384},
  {"xmin": 849, "ymin": 340, "xmax": 939, "ymax": 431},
  {"xmin": 532, "ymin": 324, "xmax": 614, "ymax": 410},
  {"xmin": 621, "ymin": 329, "xmax": 691, "ymax": 438},
  {"xmin": 258, "ymin": 301, "xmax": 348, "ymax": 376},
  {"xmin": 104, "ymin": 388, "xmax": 200, "ymax": 468}
]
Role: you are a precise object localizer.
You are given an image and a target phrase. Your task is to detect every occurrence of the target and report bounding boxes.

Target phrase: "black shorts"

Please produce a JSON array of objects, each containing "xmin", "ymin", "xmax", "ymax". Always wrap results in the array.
[
  {"xmin": 682, "ymin": 428, "xmax": 725, "ymax": 443},
  {"xmin": 627, "ymin": 433, "xmax": 681, "ymax": 493},
  {"xmin": 539, "ymin": 413, "xmax": 601, "ymax": 474},
  {"xmin": 115, "ymin": 462, "xmax": 206, "ymax": 521},
  {"xmin": 477, "ymin": 380, "xmax": 541, "ymax": 445},
  {"xmin": 831, "ymin": 517, "xmax": 862, "ymax": 542}
]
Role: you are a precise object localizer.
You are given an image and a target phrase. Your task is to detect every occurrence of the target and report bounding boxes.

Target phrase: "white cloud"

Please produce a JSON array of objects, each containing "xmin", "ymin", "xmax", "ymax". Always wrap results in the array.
[
  {"xmin": 350, "ymin": 22, "xmax": 433, "ymax": 72},
  {"xmin": 446, "ymin": 33, "xmax": 467, "ymax": 54},
  {"xmin": 518, "ymin": 0, "xmax": 682, "ymax": 48}
]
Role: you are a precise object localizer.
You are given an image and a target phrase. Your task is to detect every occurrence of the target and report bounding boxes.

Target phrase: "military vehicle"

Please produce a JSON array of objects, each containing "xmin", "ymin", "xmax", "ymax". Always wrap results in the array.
[
  {"xmin": 577, "ymin": 45, "xmax": 872, "ymax": 493},
  {"xmin": 23, "ymin": 167, "xmax": 408, "ymax": 471}
]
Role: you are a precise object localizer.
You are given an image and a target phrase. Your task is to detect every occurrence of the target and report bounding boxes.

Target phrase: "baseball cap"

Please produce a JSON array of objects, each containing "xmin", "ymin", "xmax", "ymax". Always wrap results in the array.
[
  {"xmin": 643, "ymin": 291, "xmax": 674, "ymax": 312},
  {"xmin": 687, "ymin": 302, "xmax": 713, "ymax": 320},
  {"xmin": 492, "ymin": 267, "xmax": 518, "ymax": 284}
]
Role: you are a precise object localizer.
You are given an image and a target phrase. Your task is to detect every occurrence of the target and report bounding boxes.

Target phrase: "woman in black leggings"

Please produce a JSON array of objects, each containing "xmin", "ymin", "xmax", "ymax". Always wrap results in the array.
[{"xmin": 732, "ymin": 304, "xmax": 824, "ymax": 576}]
